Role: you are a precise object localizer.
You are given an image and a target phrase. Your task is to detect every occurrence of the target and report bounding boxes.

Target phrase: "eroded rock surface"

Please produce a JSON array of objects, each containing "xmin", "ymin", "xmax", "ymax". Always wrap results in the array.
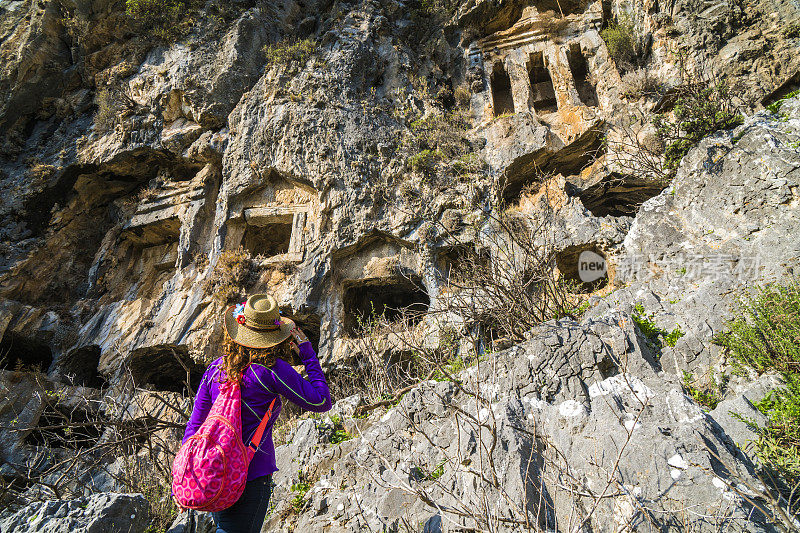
[
  {"xmin": 264, "ymin": 311, "xmax": 775, "ymax": 532},
  {"xmin": 0, "ymin": 0, "xmax": 798, "ymax": 529},
  {"xmin": 0, "ymin": 492, "xmax": 150, "ymax": 533}
]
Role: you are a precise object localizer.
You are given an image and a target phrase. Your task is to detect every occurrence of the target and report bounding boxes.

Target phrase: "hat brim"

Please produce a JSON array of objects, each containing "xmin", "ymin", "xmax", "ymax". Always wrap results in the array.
[{"xmin": 224, "ymin": 305, "xmax": 295, "ymax": 349}]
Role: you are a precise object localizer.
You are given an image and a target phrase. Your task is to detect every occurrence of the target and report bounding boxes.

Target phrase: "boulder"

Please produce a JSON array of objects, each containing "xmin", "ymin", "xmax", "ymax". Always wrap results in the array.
[{"xmin": 0, "ymin": 492, "xmax": 150, "ymax": 533}]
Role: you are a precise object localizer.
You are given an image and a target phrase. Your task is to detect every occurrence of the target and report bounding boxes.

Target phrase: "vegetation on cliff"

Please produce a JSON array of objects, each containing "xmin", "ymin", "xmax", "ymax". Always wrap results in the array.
[{"xmin": 717, "ymin": 281, "xmax": 800, "ymax": 501}]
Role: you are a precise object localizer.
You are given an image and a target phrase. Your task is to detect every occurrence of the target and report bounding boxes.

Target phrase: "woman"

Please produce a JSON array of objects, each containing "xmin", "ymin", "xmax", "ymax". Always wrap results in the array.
[{"xmin": 183, "ymin": 293, "xmax": 332, "ymax": 533}]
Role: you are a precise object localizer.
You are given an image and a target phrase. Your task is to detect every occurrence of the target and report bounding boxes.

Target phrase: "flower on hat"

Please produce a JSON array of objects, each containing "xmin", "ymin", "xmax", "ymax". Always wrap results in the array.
[
  {"xmin": 233, "ymin": 302, "xmax": 246, "ymax": 325},
  {"xmin": 274, "ymin": 318, "xmax": 282, "ymax": 326}
]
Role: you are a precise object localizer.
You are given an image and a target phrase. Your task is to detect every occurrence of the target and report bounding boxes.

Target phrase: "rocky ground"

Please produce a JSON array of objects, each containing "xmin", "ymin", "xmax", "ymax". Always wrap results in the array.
[{"xmin": 0, "ymin": 0, "xmax": 799, "ymax": 531}]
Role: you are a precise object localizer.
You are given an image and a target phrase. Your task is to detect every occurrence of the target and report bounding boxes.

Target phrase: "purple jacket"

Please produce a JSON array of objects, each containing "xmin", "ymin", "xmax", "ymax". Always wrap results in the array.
[{"xmin": 183, "ymin": 341, "xmax": 331, "ymax": 480}]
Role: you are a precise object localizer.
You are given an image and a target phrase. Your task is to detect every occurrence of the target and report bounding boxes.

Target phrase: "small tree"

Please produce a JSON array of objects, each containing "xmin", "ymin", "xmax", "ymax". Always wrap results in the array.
[
  {"xmin": 653, "ymin": 79, "xmax": 743, "ymax": 175},
  {"xmin": 600, "ymin": 15, "xmax": 638, "ymax": 72}
]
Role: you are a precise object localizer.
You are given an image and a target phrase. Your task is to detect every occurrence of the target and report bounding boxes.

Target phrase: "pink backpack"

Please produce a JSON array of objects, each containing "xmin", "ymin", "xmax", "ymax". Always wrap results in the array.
[{"xmin": 171, "ymin": 376, "xmax": 276, "ymax": 512}]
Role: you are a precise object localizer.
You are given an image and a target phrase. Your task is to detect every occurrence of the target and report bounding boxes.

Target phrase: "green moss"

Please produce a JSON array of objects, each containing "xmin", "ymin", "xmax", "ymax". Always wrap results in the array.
[
  {"xmin": 663, "ymin": 327, "xmax": 685, "ymax": 348},
  {"xmin": 329, "ymin": 415, "xmax": 353, "ymax": 445},
  {"xmin": 681, "ymin": 371, "xmax": 721, "ymax": 410},
  {"xmin": 290, "ymin": 480, "xmax": 311, "ymax": 513},
  {"xmin": 632, "ymin": 303, "xmax": 684, "ymax": 352},
  {"xmin": 632, "ymin": 303, "xmax": 663, "ymax": 344},
  {"xmin": 125, "ymin": 0, "xmax": 197, "ymax": 41},
  {"xmin": 399, "ymin": 102, "xmax": 478, "ymax": 187},
  {"xmin": 408, "ymin": 149, "xmax": 443, "ymax": 175},
  {"xmin": 413, "ymin": 460, "xmax": 446, "ymax": 481},
  {"xmin": 569, "ymin": 300, "xmax": 592, "ymax": 316},
  {"xmin": 432, "ymin": 355, "xmax": 468, "ymax": 382}
]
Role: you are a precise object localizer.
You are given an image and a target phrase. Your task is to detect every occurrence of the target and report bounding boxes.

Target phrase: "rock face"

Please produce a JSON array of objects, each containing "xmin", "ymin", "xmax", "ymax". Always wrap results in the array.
[
  {"xmin": 263, "ymin": 310, "xmax": 775, "ymax": 531},
  {"xmin": 0, "ymin": 492, "xmax": 150, "ymax": 533},
  {"xmin": 0, "ymin": 0, "xmax": 799, "ymax": 529},
  {"xmin": 590, "ymin": 96, "xmax": 800, "ymax": 375}
]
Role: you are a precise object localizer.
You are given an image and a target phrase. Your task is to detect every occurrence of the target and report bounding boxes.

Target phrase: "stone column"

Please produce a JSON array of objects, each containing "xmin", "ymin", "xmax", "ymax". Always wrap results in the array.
[
  {"xmin": 505, "ymin": 52, "xmax": 532, "ymax": 115},
  {"xmin": 547, "ymin": 46, "xmax": 582, "ymax": 109}
]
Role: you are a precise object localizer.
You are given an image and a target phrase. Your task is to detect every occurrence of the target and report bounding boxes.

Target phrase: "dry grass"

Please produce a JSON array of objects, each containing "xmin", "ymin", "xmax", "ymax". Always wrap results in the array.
[{"xmin": 204, "ymin": 247, "xmax": 260, "ymax": 303}]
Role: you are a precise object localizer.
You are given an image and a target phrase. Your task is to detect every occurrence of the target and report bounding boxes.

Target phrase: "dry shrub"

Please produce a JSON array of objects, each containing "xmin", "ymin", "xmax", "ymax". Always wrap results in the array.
[
  {"xmin": 454, "ymin": 84, "xmax": 471, "ymax": 108},
  {"xmin": 205, "ymin": 247, "xmax": 260, "ymax": 303},
  {"xmin": 438, "ymin": 210, "xmax": 578, "ymax": 345},
  {"xmin": 620, "ymin": 68, "xmax": 663, "ymax": 99},
  {"xmin": 1, "ymin": 366, "xmax": 190, "ymax": 531}
]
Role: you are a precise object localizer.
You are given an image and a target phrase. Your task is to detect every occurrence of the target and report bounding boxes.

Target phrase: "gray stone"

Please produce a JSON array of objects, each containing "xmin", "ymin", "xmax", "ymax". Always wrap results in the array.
[
  {"xmin": 167, "ymin": 509, "xmax": 215, "ymax": 533},
  {"xmin": 0, "ymin": 492, "xmax": 150, "ymax": 533},
  {"xmin": 709, "ymin": 372, "xmax": 784, "ymax": 452},
  {"xmin": 0, "ymin": 0, "xmax": 798, "ymax": 530},
  {"xmin": 263, "ymin": 311, "xmax": 777, "ymax": 532},
  {"xmin": 589, "ymin": 98, "xmax": 800, "ymax": 375}
]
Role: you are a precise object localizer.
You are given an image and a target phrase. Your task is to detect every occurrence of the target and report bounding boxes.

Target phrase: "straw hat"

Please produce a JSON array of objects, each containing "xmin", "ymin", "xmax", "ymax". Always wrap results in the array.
[{"xmin": 224, "ymin": 294, "xmax": 295, "ymax": 349}]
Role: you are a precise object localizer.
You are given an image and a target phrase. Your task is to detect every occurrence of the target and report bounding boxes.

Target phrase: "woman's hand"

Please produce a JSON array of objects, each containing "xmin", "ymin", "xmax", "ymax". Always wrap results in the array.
[
  {"xmin": 290, "ymin": 326, "xmax": 309, "ymax": 345},
  {"xmin": 289, "ymin": 326, "xmax": 310, "ymax": 356}
]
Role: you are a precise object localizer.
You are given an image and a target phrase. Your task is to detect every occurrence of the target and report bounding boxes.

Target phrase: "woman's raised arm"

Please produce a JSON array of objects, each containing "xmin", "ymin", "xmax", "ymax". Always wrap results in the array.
[{"xmin": 267, "ymin": 340, "xmax": 331, "ymax": 412}]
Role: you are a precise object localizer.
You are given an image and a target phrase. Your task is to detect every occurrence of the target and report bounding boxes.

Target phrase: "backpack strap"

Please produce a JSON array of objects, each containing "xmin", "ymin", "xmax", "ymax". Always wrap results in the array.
[{"xmin": 247, "ymin": 397, "xmax": 277, "ymax": 453}]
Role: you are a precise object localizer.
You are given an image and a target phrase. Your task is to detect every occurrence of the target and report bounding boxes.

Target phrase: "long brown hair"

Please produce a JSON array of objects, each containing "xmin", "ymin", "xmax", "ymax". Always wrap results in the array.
[{"xmin": 221, "ymin": 334, "xmax": 291, "ymax": 383}]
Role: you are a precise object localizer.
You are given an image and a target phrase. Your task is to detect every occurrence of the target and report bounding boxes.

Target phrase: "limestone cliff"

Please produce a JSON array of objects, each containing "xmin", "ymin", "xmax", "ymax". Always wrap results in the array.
[{"xmin": 0, "ymin": 0, "xmax": 799, "ymax": 530}]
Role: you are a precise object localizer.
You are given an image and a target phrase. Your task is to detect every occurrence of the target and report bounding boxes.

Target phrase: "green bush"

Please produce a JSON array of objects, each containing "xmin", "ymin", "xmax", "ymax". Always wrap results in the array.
[
  {"xmin": 432, "ymin": 355, "xmax": 468, "ymax": 382},
  {"xmin": 95, "ymin": 89, "xmax": 118, "ymax": 133},
  {"xmin": 600, "ymin": 16, "xmax": 637, "ymax": 71},
  {"xmin": 653, "ymin": 82, "xmax": 743, "ymax": 175},
  {"xmin": 402, "ymin": 109, "xmax": 477, "ymax": 185},
  {"xmin": 264, "ymin": 39, "xmax": 317, "ymax": 71},
  {"xmin": 408, "ymin": 149, "xmax": 442, "ymax": 175},
  {"xmin": 290, "ymin": 479, "xmax": 310, "ymax": 513},
  {"xmin": 329, "ymin": 415, "xmax": 353, "ymax": 445},
  {"xmin": 412, "ymin": 460, "xmax": 446, "ymax": 481},
  {"xmin": 752, "ymin": 377, "xmax": 800, "ymax": 482},
  {"xmin": 410, "ymin": 0, "xmax": 460, "ymax": 36},
  {"xmin": 125, "ymin": 0, "xmax": 193, "ymax": 40},
  {"xmin": 716, "ymin": 281, "xmax": 800, "ymax": 490},
  {"xmin": 715, "ymin": 282, "xmax": 800, "ymax": 374}
]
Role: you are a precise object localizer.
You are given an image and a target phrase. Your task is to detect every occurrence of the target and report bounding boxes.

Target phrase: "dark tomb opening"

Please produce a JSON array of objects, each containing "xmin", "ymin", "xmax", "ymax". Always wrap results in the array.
[
  {"xmin": 491, "ymin": 62, "xmax": 515, "ymax": 117},
  {"xmin": 528, "ymin": 52, "xmax": 558, "ymax": 114},
  {"xmin": 567, "ymin": 44, "xmax": 598, "ymax": 107},
  {"xmin": 0, "ymin": 332, "xmax": 53, "ymax": 372},
  {"xmin": 555, "ymin": 244, "xmax": 609, "ymax": 293},
  {"xmin": 566, "ymin": 174, "xmax": 665, "ymax": 217},
  {"xmin": 342, "ymin": 277, "xmax": 430, "ymax": 336},
  {"xmin": 58, "ymin": 345, "xmax": 104, "ymax": 388},
  {"xmin": 243, "ymin": 218, "xmax": 293, "ymax": 257},
  {"xmin": 127, "ymin": 345, "xmax": 204, "ymax": 395}
]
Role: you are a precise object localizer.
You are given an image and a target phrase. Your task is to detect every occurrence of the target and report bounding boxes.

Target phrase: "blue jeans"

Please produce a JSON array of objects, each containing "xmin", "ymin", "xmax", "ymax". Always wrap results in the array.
[{"xmin": 211, "ymin": 475, "xmax": 272, "ymax": 533}]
